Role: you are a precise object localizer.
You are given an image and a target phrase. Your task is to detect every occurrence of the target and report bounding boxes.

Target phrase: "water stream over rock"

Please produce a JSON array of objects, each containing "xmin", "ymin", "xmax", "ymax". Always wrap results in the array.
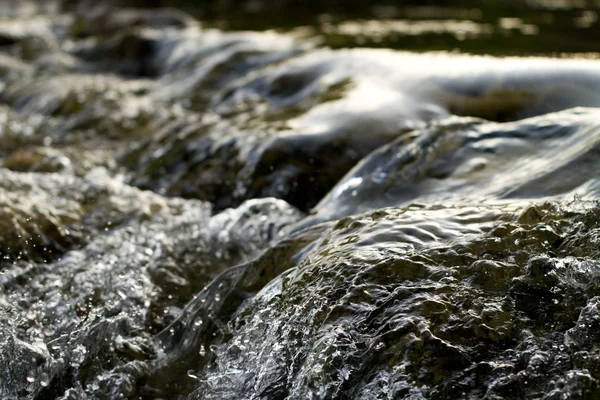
[{"xmin": 3, "ymin": 2, "xmax": 600, "ymax": 399}]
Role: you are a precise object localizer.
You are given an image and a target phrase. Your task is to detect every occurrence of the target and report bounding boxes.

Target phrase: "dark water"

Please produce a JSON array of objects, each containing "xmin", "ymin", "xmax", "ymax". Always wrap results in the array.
[
  {"xmin": 3, "ymin": 1, "xmax": 600, "ymax": 399},
  {"xmin": 191, "ymin": 0, "xmax": 600, "ymax": 57}
]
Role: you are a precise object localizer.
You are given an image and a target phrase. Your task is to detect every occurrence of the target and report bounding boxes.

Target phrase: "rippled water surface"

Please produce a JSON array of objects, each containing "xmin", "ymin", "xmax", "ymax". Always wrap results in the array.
[{"xmin": 3, "ymin": 1, "xmax": 600, "ymax": 399}]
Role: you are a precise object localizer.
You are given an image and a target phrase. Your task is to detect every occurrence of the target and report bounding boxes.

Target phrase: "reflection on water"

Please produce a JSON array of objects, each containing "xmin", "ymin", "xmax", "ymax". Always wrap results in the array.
[
  {"xmin": 180, "ymin": 0, "xmax": 600, "ymax": 56},
  {"xmin": 320, "ymin": 19, "xmax": 495, "ymax": 42}
]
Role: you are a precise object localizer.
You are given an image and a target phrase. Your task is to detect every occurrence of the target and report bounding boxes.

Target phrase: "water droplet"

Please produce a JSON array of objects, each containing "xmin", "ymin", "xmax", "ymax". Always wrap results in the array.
[
  {"xmin": 187, "ymin": 370, "xmax": 199, "ymax": 380},
  {"xmin": 39, "ymin": 372, "xmax": 50, "ymax": 387}
]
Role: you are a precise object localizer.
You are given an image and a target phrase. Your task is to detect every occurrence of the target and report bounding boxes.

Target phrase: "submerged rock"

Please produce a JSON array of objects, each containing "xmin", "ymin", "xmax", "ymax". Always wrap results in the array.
[
  {"xmin": 311, "ymin": 108, "xmax": 600, "ymax": 224},
  {"xmin": 172, "ymin": 202, "xmax": 600, "ymax": 399}
]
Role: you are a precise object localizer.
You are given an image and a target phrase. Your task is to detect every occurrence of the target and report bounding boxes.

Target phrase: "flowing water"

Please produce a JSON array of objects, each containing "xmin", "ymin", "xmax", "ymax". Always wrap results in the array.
[{"xmin": 3, "ymin": 1, "xmax": 600, "ymax": 399}]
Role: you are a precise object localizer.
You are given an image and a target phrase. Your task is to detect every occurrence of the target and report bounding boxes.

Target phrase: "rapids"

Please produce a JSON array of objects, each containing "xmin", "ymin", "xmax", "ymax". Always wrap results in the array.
[{"xmin": 3, "ymin": 2, "xmax": 600, "ymax": 399}]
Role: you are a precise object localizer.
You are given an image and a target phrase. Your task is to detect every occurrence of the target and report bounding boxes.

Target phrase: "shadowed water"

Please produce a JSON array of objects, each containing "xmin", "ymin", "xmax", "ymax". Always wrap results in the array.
[{"xmin": 3, "ymin": 2, "xmax": 600, "ymax": 399}]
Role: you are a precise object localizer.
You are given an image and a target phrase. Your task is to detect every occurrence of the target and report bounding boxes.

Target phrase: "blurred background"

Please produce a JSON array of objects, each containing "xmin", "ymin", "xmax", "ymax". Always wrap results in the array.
[{"xmin": 2, "ymin": 0, "xmax": 600, "ymax": 56}]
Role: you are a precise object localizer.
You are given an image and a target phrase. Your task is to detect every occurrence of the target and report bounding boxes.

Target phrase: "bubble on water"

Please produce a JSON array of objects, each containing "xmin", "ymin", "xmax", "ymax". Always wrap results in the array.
[{"xmin": 39, "ymin": 372, "xmax": 50, "ymax": 387}]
